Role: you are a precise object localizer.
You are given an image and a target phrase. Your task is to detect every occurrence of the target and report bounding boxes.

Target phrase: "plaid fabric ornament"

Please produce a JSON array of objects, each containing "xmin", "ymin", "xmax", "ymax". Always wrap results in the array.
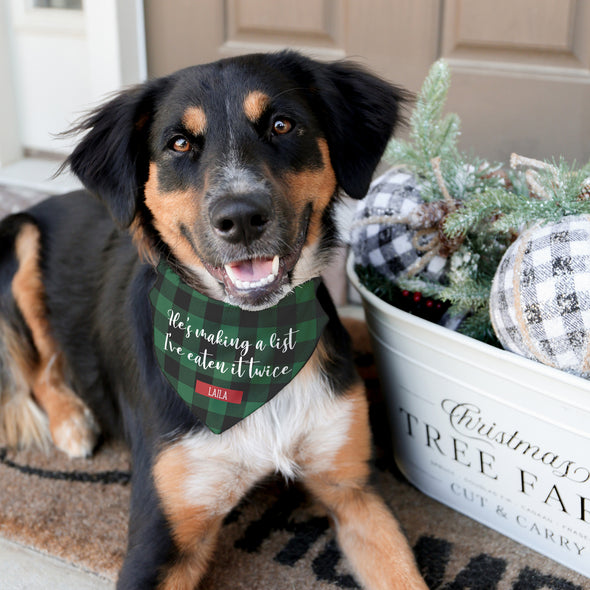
[
  {"xmin": 150, "ymin": 262, "xmax": 329, "ymax": 433},
  {"xmin": 350, "ymin": 168, "xmax": 448, "ymax": 282},
  {"xmin": 490, "ymin": 215, "xmax": 590, "ymax": 376}
]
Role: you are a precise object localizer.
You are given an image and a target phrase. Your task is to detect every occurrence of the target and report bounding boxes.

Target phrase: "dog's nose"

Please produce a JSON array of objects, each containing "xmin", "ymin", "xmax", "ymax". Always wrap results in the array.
[{"xmin": 209, "ymin": 195, "xmax": 271, "ymax": 245}]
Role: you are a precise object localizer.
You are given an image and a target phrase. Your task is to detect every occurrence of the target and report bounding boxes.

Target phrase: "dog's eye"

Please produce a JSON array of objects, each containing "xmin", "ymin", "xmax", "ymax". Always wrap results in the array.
[
  {"xmin": 170, "ymin": 137, "xmax": 191, "ymax": 153},
  {"xmin": 272, "ymin": 118, "xmax": 293, "ymax": 136}
]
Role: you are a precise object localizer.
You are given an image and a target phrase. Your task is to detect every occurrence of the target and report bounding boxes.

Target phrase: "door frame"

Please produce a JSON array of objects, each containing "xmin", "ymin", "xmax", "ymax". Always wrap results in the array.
[{"xmin": 0, "ymin": 0, "xmax": 146, "ymax": 166}]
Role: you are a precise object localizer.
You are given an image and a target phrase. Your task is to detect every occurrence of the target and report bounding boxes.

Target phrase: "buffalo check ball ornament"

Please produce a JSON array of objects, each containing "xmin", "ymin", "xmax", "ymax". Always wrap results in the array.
[
  {"xmin": 149, "ymin": 262, "xmax": 329, "ymax": 434},
  {"xmin": 350, "ymin": 168, "xmax": 449, "ymax": 283},
  {"xmin": 489, "ymin": 216, "xmax": 590, "ymax": 376}
]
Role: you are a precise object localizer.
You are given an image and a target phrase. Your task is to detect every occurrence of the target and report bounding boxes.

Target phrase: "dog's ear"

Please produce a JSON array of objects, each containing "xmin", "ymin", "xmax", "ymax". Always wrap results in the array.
[
  {"xmin": 312, "ymin": 59, "xmax": 409, "ymax": 199},
  {"xmin": 65, "ymin": 78, "xmax": 169, "ymax": 228}
]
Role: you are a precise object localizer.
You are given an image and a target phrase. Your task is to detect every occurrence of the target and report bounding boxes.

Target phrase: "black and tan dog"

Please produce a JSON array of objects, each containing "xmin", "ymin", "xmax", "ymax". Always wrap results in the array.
[{"xmin": 0, "ymin": 52, "xmax": 427, "ymax": 589}]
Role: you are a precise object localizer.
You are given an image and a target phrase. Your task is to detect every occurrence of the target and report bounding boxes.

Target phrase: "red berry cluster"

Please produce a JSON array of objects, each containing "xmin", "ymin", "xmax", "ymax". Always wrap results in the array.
[{"xmin": 398, "ymin": 289, "xmax": 447, "ymax": 322}]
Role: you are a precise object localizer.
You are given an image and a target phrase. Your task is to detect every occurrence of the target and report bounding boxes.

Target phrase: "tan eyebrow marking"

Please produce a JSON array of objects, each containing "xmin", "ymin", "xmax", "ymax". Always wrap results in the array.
[
  {"xmin": 243, "ymin": 91, "xmax": 270, "ymax": 123},
  {"xmin": 182, "ymin": 106, "xmax": 207, "ymax": 135}
]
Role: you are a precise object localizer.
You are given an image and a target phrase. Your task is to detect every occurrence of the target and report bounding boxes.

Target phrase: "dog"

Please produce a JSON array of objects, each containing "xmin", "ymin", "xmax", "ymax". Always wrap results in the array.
[{"xmin": 0, "ymin": 51, "xmax": 427, "ymax": 589}]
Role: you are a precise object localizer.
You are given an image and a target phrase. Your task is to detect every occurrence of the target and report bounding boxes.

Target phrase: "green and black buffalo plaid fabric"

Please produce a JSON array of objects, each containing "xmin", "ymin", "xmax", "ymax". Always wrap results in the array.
[{"xmin": 150, "ymin": 262, "xmax": 329, "ymax": 434}]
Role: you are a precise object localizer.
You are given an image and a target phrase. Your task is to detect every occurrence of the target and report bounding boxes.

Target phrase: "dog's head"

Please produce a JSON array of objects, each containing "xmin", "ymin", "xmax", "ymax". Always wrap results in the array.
[{"xmin": 67, "ymin": 51, "xmax": 406, "ymax": 309}]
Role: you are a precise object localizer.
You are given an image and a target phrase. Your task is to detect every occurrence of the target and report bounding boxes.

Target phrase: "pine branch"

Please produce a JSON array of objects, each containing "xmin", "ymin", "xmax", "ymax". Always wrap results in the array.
[
  {"xmin": 409, "ymin": 60, "xmax": 453, "ymax": 151},
  {"xmin": 396, "ymin": 276, "xmax": 446, "ymax": 298},
  {"xmin": 439, "ymin": 281, "xmax": 490, "ymax": 313},
  {"xmin": 435, "ymin": 113, "xmax": 461, "ymax": 158},
  {"xmin": 533, "ymin": 159, "xmax": 590, "ymax": 216},
  {"xmin": 458, "ymin": 309, "xmax": 502, "ymax": 346},
  {"xmin": 486, "ymin": 157, "xmax": 590, "ymax": 233},
  {"xmin": 443, "ymin": 188, "xmax": 521, "ymax": 238},
  {"xmin": 386, "ymin": 60, "xmax": 459, "ymax": 185}
]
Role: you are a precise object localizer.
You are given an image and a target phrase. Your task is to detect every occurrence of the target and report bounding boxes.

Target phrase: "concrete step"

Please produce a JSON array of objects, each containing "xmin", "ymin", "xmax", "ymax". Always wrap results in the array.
[{"xmin": 0, "ymin": 537, "xmax": 114, "ymax": 590}]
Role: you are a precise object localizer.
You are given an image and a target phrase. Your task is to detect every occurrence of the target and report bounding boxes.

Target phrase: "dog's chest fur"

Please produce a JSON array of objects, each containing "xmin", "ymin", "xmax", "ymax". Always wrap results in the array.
[{"xmin": 158, "ymin": 366, "xmax": 354, "ymax": 513}]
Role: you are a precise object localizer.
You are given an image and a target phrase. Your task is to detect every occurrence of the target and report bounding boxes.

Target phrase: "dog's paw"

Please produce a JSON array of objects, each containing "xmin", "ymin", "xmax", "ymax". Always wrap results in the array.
[{"xmin": 50, "ymin": 396, "xmax": 100, "ymax": 458}]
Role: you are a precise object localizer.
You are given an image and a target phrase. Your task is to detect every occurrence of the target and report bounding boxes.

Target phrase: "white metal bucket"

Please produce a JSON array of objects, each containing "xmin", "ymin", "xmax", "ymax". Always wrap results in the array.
[{"xmin": 348, "ymin": 258, "xmax": 590, "ymax": 577}]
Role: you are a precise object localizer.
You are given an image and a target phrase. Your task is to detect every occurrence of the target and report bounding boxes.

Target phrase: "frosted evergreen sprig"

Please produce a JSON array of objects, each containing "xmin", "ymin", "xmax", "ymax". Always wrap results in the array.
[
  {"xmin": 443, "ymin": 187, "xmax": 524, "ymax": 239},
  {"xmin": 408, "ymin": 60, "xmax": 460, "ymax": 164},
  {"xmin": 386, "ymin": 60, "xmax": 462, "ymax": 201},
  {"xmin": 444, "ymin": 155, "xmax": 590, "ymax": 239},
  {"xmin": 505, "ymin": 154, "xmax": 590, "ymax": 224},
  {"xmin": 385, "ymin": 59, "xmax": 505, "ymax": 206}
]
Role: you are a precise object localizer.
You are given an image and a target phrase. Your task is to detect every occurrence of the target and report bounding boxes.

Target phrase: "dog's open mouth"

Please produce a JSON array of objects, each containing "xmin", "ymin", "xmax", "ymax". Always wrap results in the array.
[
  {"xmin": 204, "ymin": 246, "xmax": 301, "ymax": 304},
  {"xmin": 224, "ymin": 256, "xmax": 280, "ymax": 291},
  {"xmin": 202, "ymin": 213, "xmax": 310, "ymax": 306}
]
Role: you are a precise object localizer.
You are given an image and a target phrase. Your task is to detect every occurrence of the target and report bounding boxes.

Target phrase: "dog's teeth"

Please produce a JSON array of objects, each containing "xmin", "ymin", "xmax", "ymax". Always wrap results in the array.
[
  {"xmin": 224, "ymin": 264, "xmax": 238, "ymax": 283},
  {"xmin": 225, "ymin": 257, "xmax": 281, "ymax": 291}
]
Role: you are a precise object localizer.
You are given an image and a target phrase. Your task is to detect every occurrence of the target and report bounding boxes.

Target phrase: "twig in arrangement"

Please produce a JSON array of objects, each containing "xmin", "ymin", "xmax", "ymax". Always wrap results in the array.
[{"xmin": 431, "ymin": 156, "xmax": 456, "ymax": 211}]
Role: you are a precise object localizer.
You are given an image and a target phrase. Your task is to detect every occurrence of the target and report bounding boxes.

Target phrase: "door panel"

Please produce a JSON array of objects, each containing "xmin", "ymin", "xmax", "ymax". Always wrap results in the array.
[
  {"xmin": 227, "ymin": 0, "xmax": 344, "ymax": 49},
  {"xmin": 143, "ymin": 0, "xmax": 224, "ymax": 76},
  {"xmin": 449, "ymin": 0, "xmax": 574, "ymax": 52},
  {"xmin": 441, "ymin": 0, "xmax": 590, "ymax": 163},
  {"xmin": 0, "ymin": 3, "xmax": 20, "ymax": 166},
  {"xmin": 221, "ymin": 0, "xmax": 346, "ymax": 59}
]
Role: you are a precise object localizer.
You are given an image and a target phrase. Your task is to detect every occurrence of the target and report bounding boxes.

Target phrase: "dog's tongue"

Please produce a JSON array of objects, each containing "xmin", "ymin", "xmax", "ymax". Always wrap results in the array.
[{"xmin": 228, "ymin": 257, "xmax": 274, "ymax": 282}]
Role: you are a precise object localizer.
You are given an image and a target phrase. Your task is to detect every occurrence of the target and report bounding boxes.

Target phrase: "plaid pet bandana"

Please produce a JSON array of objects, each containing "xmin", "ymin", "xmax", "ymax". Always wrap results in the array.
[{"xmin": 150, "ymin": 262, "xmax": 329, "ymax": 434}]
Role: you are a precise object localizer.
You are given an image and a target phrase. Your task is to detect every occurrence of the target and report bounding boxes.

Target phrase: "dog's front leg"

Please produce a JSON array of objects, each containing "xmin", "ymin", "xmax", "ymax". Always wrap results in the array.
[
  {"xmin": 151, "ymin": 436, "xmax": 259, "ymax": 590},
  {"xmin": 302, "ymin": 384, "xmax": 428, "ymax": 590},
  {"xmin": 118, "ymin": 441, "xmax": 231, "ymax": 590},
  {"xmin": 116, "ymin": 456, "xmax": 177, "ymax": 590}
]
